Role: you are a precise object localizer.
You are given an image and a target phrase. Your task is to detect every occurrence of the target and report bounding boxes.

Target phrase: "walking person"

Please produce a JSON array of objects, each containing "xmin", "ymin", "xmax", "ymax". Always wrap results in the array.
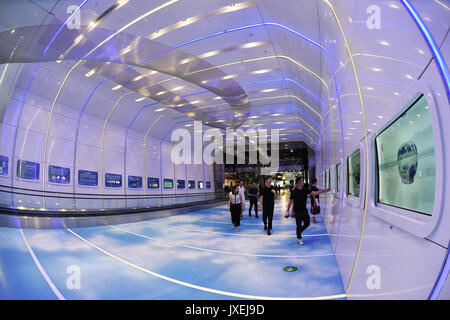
[
  {"xmin": 238, "ymin": 180, "xmax": 246, "ymax": 220},
  {"xmin": 248, "ymin": 182, "xmax": 259, "ymax": 218},
  {"xmin": 259, "ymin": 176, "xmax": 276, "ymax": 236},
  {"xmin": 286, "ymin": 177, "xmax": 330, "ymax": 245},
  {"xmin": 286, "ymin": 179, "xmax": 296, "ymax": 218},
  {"xmin": 226, "ymin": 185, "xmax": 244, "ymax": 232},
  {"xmin": 310, "ymin": 178, "xmax": 320, "ymax": 224}
]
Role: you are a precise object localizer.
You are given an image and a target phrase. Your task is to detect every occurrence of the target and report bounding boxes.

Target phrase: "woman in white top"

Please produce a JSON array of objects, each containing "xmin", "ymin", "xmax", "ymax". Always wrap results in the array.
[{"xmin": 227, "ymin": 185, "xmax": 244, "ymax": 232}]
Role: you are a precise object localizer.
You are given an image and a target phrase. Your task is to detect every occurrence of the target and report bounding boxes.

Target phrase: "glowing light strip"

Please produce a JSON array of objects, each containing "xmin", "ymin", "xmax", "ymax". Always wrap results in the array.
[
  {"xmin": 184, "ymin": 55, "xmax": 329, "ymax": 92},
  {"xmin": 322, "ymin": 0, "xmax": 370, "ymax": 296},
  {"xmin": 400, "ymin": 0, "xmax": 450, "ymax": 100},
  {"xmin": 20, "ymin": 229, "xmax": 65, "ymax": 300},
  {"xmin": 433, "ymin": 0, "xmax": 450, "ymax": 10},
  {"xmin": 111, "ymin": 225, "xmax": 336, "ymax": 258},
  {"xmin": 66, "ymin": 227, "xmax": 345, "ymax": 300}
]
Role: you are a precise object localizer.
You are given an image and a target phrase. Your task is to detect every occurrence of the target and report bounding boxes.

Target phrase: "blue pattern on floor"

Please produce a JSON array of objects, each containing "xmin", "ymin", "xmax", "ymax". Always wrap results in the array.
[{"xmin": 0, "ymin": 199, "xmax": 345, "ymax": 299}]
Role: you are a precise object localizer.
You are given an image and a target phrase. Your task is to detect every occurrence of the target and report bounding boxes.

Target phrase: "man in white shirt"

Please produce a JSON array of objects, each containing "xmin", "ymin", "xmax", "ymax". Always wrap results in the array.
[{"xmin": 238, "ymin": 180, "xmax": 245, "ymax": 219}]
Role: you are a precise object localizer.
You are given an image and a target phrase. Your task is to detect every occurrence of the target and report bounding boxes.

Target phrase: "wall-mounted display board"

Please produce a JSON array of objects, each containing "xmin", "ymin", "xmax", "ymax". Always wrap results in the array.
[
  {"xmin": 336, "ymin": 163, "xmax": 341, "ymax": 192},
  {"xmin": 105, "ymin": 173, "xmax": 122, "ymax": 188},
  {"xmin": 148, "ymin": 177, "xmax": 159, "ymax": 189},
  {"xmin": 0, "ymin": 155, "xmax": 8, "ymax": 176},
  {"xmin": 177, "ymin": 179, "xmax": 185, "ymax": 189},
  {"xmin": 188, "ymin": 180, "xmax": 195, "ymax": 189},
  {"xmin": 17, "ymin": 160, "xmax": 39, "ymax": 181},
  {"xmin": 48, "ymin": 165, "xmax": 70, "ymax": 184},
  {"xmin": 375, "ymin": 93, "xmax": 435, "ymax": 215},
  {"xmin": 78, "ymin": 170, "xmax": 98, "ymax": 186},
  {"xmin": 164, "ymin": 179, "xmax": 173, "ymax": 189},
  {"xmin": 128, "ymin": 176, "xmax": 142, "ymax": 189},
  {"xmin": 206, "ymin": 181, "xmax": 211, "ymax": 189},
  {"xmin": 347, "ymin": 149, "xmax": 361, "ymax": 197},
  {"xmin": 328, "ymin": 168, "xmax": 331, "ymax": 189},
  {"xmin": 198, "ymin": 181, "xmax": 204, "ymax": 189}
]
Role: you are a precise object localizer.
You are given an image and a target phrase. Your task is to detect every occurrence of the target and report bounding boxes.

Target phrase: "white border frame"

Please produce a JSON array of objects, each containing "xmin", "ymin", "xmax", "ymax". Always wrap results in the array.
[
  {"xmin": 127, "ymin": 175, "xmax": 143, "ymax": 190},
  {"xmin": 15, "ymin": 159, "xmax": 40, "ymax": 183},
  {"xmin": 47, "ymin": 165, "xmax": 71, "ymax": 186},
  {"xmin": 368, "ymin": 80, "xmax": 445, "ymax": 238},
  {"xmin": 344, "ymin": 143, "xmax": 365, "ymax": 209},
  {"xmin": 76, "ymin": 169, "xmax": 99, "ymax": 189},
  {"xmin": 104, "ymin": 173, "xmax": 123, "ymax": 190}
]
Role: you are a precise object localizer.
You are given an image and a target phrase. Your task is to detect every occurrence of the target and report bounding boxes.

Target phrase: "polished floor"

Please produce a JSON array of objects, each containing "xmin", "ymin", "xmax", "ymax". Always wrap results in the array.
[{"xmin": 0, "ymin": 195, "xmax": 345, "ymax": 300}]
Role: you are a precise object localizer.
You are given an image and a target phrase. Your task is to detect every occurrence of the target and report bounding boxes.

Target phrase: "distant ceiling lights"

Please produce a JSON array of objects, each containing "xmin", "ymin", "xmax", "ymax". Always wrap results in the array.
[
  {"xmin": 112, "ymin": 85, "xmax": 122, "ymax": 90},
  {"xmin": 156, "ymin": 90, "xmax": 167, "ymax": 96},
  {"xmin": 379, "ymin": 40, "xmax": 390, "ymax": 46},
  {"xmin": 133, "ymin": 71, "xmax": 158, "ymax": 82},
  {"xmin": 155, "ymin": 108, "xmax": 166, "ymax": 112},
  {"xmin": 250, "ymin": 69, "xmax": 274, "ymax": 75},
  {"xmin": 260, "ymin": 88, "xmax": 278, "ymax": 93},
  {"xmin": 135, "ymin": 97, "xmax": 146, "ymax": 102}
]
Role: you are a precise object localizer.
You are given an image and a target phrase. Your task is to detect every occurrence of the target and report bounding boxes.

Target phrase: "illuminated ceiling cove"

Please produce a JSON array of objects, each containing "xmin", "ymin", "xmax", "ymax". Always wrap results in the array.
[{"xmin": 0, "ymin": 0, "xmax": 448, "ymax": 148}]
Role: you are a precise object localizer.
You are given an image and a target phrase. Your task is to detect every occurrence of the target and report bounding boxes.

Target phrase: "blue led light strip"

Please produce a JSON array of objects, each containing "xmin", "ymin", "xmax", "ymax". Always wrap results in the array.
[
  {"xmin": 400, "ymin": 0, "xmax": 450, "ymax": 299},
  {"xmin": 401, "ymin": 0, "xmax": 450, "ymax": 101}
]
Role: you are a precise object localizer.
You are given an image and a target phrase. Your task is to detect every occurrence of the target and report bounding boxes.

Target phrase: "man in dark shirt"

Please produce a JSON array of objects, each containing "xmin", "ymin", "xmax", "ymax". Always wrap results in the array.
[
  {"xmin": 248, "ymin": 182, "xmax": 259, "ymax": 218},
  {"xmin": 310, "ymin": 178, "xmax": 320, "ymax": 224},
  {"xmin": 286, "ymin": 177, "xmax": 330, "ymax": 245},
  {"xmin": 259, "ymin": 176, "xmax": 276, "ymax": 235}
]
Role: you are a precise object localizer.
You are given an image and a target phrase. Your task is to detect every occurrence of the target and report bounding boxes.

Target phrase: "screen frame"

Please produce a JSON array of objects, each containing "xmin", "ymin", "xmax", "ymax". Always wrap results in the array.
[
  {"xmin": 163, "ymin": 178, "xmax": 174, "ymax": 189},
  {"xmin": 16, "ymin": 159, "xmax": 40, "ymax": 182},
  {"xmin": 346, "ymin": 148, "xmax": 361, "ymax": 199},
  {"xmin": 368, "ymin": 83, "xmax": 444, "ymax": 238},
  {"xmin": 147, "ymin": 177, "xmax": 160, "ymax": 189},
  {"xmin": 0, "ymin": 155, "xmax": 8, "ymax": 177},
  {"xmin": 77, "ymin": 169, "xmax": 99, "ymax": 187},
  {"xmin": 104, "ymin": 173, "xmax": 123, "ymax": 189},
  {"xmin": 343, "ymin": 141, "xmax": 366, "ymax": 210},
  {"xmin": 188, "ymin": 180, "xmax": 195, "ymax": 189},
  {"xmin": 128, "ymin": 175, "xmax": 143, "ymax": 189},
  {"xmin": 48, "ymin": 165, "xmax": 71, "ymax": 185},
  {"xmin": 177, "ymin": 179, "xmax": 186, "ymax": 189}
]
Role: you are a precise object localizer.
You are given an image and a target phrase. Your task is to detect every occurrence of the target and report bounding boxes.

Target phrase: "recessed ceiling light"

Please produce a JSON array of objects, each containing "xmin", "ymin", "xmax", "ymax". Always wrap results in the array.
[
  {"xmin": 112, "ymin": 85, "xmax": 122, "ymax": 91},
  {"xmin": 155, "ymin": 108, "xmax": 165, "ymax": 112},
  {"xmin": 379, "ymin": 40, "xmax": 390, "ymax": 46},
  {"xmin": 377, "ymin": 115, "xmax": 383, "ymax": 119},
  {"xmin": 135, "ymin": 97, "xmax": 146, "ymax": 102}
]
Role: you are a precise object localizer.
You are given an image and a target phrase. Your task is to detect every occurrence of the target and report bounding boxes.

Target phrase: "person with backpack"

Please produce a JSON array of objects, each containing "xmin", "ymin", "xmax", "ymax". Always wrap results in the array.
[
  {"xmin": 259, "ymin": 176, "xmax": 276, "ymax": 236},
  {"xmin": 248, "ymin": 181, "xmax": 259, "ymax": 218}
]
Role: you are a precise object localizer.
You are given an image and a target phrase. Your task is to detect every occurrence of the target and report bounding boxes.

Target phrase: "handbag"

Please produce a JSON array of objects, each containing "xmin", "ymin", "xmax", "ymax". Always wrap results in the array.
[{"xmin": 311, "ymin": 196, "xmax": 320, "ymax": 215}]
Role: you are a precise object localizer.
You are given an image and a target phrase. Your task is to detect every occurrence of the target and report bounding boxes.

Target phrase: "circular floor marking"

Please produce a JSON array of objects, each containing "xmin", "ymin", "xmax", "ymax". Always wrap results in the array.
[{"xmin": 283, "ymin": 266, "xmax": 298, "ymax": 272}]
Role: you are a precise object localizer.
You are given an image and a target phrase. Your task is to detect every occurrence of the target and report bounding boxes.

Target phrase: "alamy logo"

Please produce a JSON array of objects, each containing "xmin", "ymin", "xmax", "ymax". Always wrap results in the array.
[
  {"xmin": 366, "ymin": 265, "xmax": 381, "ymax": 290},
  {"xmin": 171, "ymin": 121, "xmax": 279, "ymax": 167},
  {"xmin": 66, "ymin": 5, "xmax": 81, "ymax": 30},
  {"xmin": 66, "ymin": 265, "xmax": 81, "ymax": 290},
  {"xmin": 366, "ymin": 5, "xmax": 381, "ymax": 30}
]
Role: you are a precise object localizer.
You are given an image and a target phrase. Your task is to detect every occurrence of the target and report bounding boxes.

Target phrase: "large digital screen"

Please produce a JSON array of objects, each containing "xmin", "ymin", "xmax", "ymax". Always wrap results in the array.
[
  {"xmin": 177, "ymin": 179, "xmax": 185, "ymax": 189},
  {"xmin": 198, "ymin": 181, "xmax": 204, "ymax": 189},
  {"xmin": 336, "ymin": 163, "xmax": 341, "ymax": 192},
  {"xmin": 128, "ymin": 176, "xmax": 142, "ymax": 189},
  {"xmin": 105, "ymin": 173, "xmax": 122, "ymax": 188},
  {"xmin": 78, "ymin": 170, "xmax": 98, "ymax": 186},
  {"xmin": 0, "ymin": 155, "xmax": 8, "ymax": 176},
  {"xmin": 188, "ymin": 180, "xmax": 195, "ymax": 189},
  {"xmin": 206, "ymin": 181, "xmax": 211, "ymax": 189},
  {"xmin": 375, "ymin": 93, "xmax": 435, "ymax": 215},
  {"xmin": 48, "ymin": 165, "xmax": 70, "ymax": 184},
  {"xmin": 148, "ymin": 177, "xmax": 159, "ymax": 189},
  {"xmin": 347, "ymin": 150, "xmax": 361, "ymax": 197},
  {"xmin": 163, "ymin": 179, "xmax": 173, "ymax": 189},
  {"xmin": 17, "ymin": 160, "xmax": 39, "ymax": 181}
]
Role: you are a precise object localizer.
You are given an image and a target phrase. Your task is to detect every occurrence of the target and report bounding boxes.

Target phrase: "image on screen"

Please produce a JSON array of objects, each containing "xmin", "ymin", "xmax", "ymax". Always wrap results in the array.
[
  {"xmin": 48, "ymin": 165, "xmax": 70, "ymax": 184},
  {"xmin": 105, "ymin": 173, "xmax": 122, "ymax": 188},
  {"xmin": 17, "ymin": 160, "xmax": 39, "ymax": 181},
  {"xmin": 0, "ymin": 155, "xmax": 8, "ymax": 176},
  {"xmin": 164, "ymin": 179, "xmax": 173, "ymax": 189},
  {"xmin": 188, "ymin": 180, "xmax": 195, "ymax": 189},
  {"xmin": 375, "ymin": 93, "xmax": 436, "ymax": 215},
  {"xmin": 206, "ymin": 181, "xmax": 211, "ymax": 189},
  {"xmin": 198, "ymin": 181, "xmax": 204, "ymax": 189},
  {"xmin": 128, "ymin": 176, "xmax": 142, "ymax": 189},
  {"xmin": 347, "ymin": 150, "xmax": 361, "ymax": 197},
  {"xmin": 148, "ymin": 177, "xmax": 159, "ymax": 189},
  {"xmin": 177, "ymin": 179, "xmax": 185, "ymax": 189},
  {"xmin": 78, "ymin": 170, "xmax": 98, "ymax": 186},
  {"xmin": 336, "ymin": 163, "xmax": 341, "ymax": 192}
]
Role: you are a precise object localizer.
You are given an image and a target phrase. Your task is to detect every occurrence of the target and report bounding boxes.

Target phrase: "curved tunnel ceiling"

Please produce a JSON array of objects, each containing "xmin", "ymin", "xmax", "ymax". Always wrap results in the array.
[{"xmin": 0, "ymin": 0, "xmax": 332, "ymax": 150}]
